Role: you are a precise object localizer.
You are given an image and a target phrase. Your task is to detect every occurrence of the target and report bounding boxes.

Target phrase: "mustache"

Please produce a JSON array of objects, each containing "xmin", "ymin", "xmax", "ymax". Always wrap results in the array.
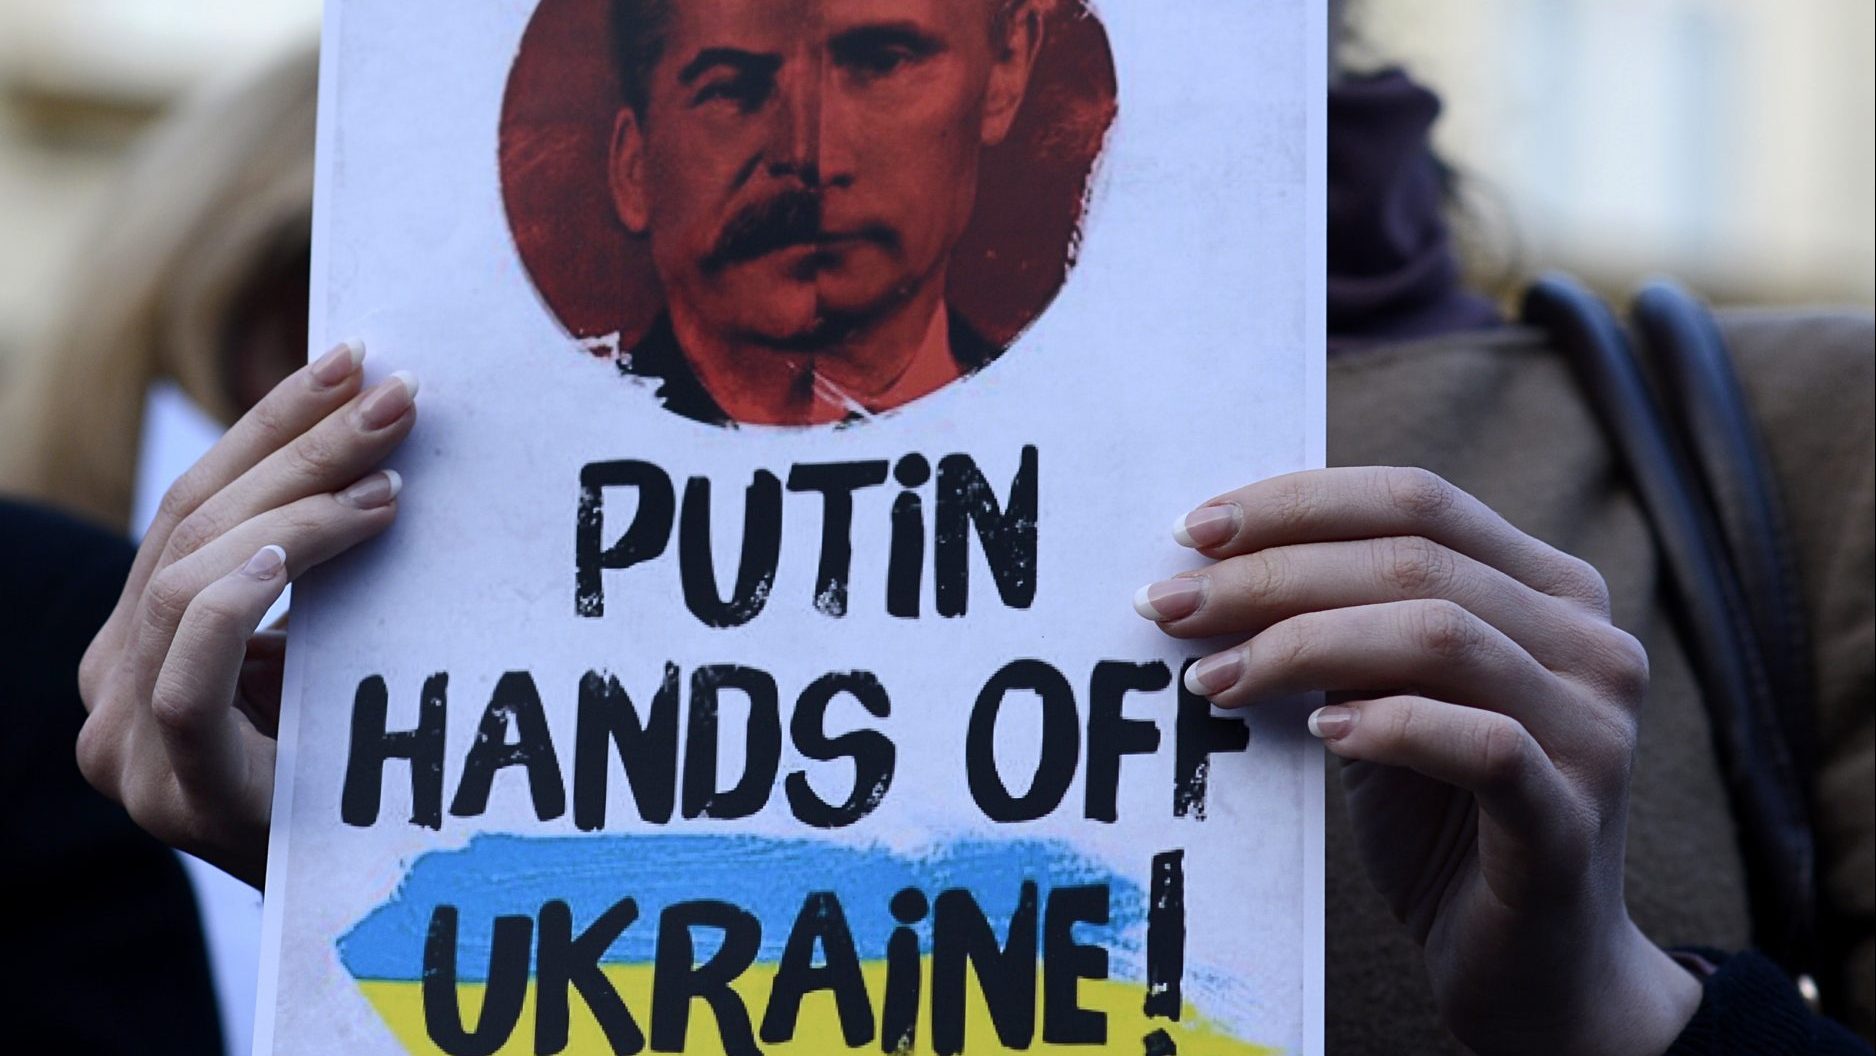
[{"xmin": 701, "ymin": 191, "xmax": 896, "ymax": 273}]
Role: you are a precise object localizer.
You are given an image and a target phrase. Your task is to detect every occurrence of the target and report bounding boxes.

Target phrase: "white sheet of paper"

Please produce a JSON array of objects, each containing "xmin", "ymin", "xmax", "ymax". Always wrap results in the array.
[{"xmin": 258, "ymin": 1, "xmax": 1325, "ymax": 1052}]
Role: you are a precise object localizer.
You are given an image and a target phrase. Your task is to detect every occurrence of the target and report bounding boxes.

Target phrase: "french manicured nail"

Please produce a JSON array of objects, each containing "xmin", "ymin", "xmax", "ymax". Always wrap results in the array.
[
  {"xmin": 1185, "ymin": 650, "xmax": 1244, "ymax": 697},
  {"xmin": 1132, "ymin": 577, "xmax": 1205, "ymax": 621},
  {"xmin": 310, "ymin": 339, "xmax": 366, "ymax": 386},
  {"xmin": 337, "ymin": 469, "xmax": 403, "ymax": 510},
  {"xmin": 1173, "ymin": 504, "xmax": 1240, "ymax": 549},
  {"xmin": 357, "ymin": 371, "xmax": 419, "ymax": 430},
  {"xmin": 240, "ymin": 544, "xmax": 288, "ymax": 582},
  {"xmin": 1307, "ymin": 705, "xmax": 1357, "ymax": 741}
]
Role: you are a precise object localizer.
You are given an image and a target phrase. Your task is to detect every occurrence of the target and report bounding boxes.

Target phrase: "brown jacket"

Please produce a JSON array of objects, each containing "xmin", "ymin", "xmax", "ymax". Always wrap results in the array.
[{"xmin": 1325, "ymin": 310, "xmax": 1875, "ymax": 1051}]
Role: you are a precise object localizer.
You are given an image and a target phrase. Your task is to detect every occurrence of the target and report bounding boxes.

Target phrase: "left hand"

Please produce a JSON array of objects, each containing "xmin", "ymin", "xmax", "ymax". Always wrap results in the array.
[
  {"xmin": 76, "ymin": 344, "xmax": 415, "ymax": 887},
  {"xmin": 1133, "ymin": 466, "xmax": 1702, "ymax": 1056}
]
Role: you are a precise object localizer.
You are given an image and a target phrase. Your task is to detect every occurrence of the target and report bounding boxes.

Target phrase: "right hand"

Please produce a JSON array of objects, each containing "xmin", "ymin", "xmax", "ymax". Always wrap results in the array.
[
  {"xmin": 1139, "ymin": 468, "xmax": 1699, "ymax": 1056},
  {"xmin": 76, "ymin": 341, "xmax": 418, "ymax": 888}
]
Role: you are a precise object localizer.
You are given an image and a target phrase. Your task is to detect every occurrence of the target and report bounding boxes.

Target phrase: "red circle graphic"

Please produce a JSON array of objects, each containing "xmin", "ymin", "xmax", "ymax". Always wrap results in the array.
[{"xmin": 500, "ymin": 0, "xmax": 1117, "ymax": 424}]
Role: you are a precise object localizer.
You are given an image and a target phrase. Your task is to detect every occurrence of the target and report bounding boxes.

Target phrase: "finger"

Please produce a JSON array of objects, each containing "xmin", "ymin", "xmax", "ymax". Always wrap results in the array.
[
  {"xmin": 1137, "ymin": 535, "xmax": 1590, "ymax": 667},
  {"xmin": 237, "ymin": 630, "xmax": 290, "ymax": 737},
  {"xmin": 119, "ymin": 341, "xmax": 368, "ymax": 609},
  {"xmin": 151, "ymin": 545, "xmax": 292, "ymax": 808},
  {"xmin": 1306, "ymin": 695, "xmax": 1569, "ymax": 844},
  {"xmin": 1171, "ymin": 467, "xmax": 1611, "ymax": 611},
  {"xmin": 157, "ymin": 371, "xmax": 417, "ymax": 569},
  {"xmin": 1185, "ymin": 599, "xmax": 1567, "ymax": 738},
  {"xmin": 126, "ymin": 471, "xmax": 403, "ymax": 708}
]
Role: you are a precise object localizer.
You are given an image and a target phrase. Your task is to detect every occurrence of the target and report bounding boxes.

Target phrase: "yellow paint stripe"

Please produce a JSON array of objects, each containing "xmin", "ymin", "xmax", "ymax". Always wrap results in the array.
[{"xmin": 356, "ymin": 959, "xmax": 1279, "ymax": 1055}]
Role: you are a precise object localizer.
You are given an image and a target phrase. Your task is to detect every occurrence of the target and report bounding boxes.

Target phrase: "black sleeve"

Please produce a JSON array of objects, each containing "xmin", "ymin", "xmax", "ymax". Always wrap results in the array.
[
  {"xmin": 1667, "ymin": 949, "xmax": 1873, "ymax": 1056},
  {"xmin": 0, "ymin": 499, "xmax": 224, "ymax": 1055}
]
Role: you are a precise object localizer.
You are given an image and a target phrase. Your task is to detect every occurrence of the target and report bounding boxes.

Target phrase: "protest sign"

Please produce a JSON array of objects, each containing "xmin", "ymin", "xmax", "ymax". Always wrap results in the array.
[{"xmin": 258, "ymin": 1, "xmax": 1326, "ymax": 1052}]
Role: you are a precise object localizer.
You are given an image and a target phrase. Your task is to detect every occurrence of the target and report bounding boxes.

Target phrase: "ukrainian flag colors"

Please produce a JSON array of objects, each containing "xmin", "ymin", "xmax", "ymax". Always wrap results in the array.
[{"xmin": 340, "ymin": 835, "xmax": 1276, "ymax": 1054}]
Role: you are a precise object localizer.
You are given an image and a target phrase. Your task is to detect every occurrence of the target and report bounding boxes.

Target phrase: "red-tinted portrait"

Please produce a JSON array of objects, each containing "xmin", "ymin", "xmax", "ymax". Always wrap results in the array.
[{"xmin": 501, "ymin": 0, "xmax": 1116, "ymax": 427}]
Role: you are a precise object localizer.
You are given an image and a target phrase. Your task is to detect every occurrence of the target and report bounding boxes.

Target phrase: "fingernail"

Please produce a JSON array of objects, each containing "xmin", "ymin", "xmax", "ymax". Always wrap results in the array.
[
  {"xmin": 336, "ymin": 469, "xmax": 403, "ymax": 510},
  {"xmin": 1132, "ymin": 577, "xmax": 1205, "ymax": 621},
  {"xmin": 357, "ymin": 371, "xmax": 419, "ymax": 430},
  {"xmin": 310, "ymin": 339, "xmax": 366, "ymax": 386},
  {"xmin": 1307, "ymin": 705, "xmax": 1357, "ymax": 741},
  {"xmin": 241, "ymin": 544, "xmax": 288, "ymax": 582},
  {"xmin": 1185, "ymin": 650, "xmax": 1244, "ymax": 697},
  {"xmin": 1174, "ymin": 504, "xmax": 1239, "ymax": 549}
]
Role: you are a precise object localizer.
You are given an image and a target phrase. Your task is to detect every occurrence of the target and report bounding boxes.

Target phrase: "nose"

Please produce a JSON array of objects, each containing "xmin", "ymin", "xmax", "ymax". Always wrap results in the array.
[
  {"xmin": 765, "ymin": 52, "xmax": 822, "ymax": 186},
  {"xmin": 764, "ymin": 50, "xmax": 854, "ymax": 190}
]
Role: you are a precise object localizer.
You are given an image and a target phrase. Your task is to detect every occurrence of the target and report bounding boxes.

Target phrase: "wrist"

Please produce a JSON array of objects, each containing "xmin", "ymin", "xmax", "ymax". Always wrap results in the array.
[
  {"xmin": 1555, "ymin": 920, "xmax": 1703, "ymax": 1056},
  {"xmin": 1438, "ymin": 911, "xmax": 1703, "ymax": 1056}
]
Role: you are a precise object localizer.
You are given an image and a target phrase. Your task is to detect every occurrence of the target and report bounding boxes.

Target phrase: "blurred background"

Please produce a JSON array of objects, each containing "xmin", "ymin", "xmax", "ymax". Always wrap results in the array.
[
  {"xmin": 0, "ymin": 0, "xmax": 320, "ymax": 378},
  {"xmin": 0, "ymin": 5, "xmax": 319, "ymax": 1054},
  {"xmin": 1354, "ymin": 0, "xmax": 1876, "ymax": 308},
  {"xmin": 0, "ymin": 0, "xmax": 1872, "ymax": 378},
  {"xmin": 0, "ymin": 2, "xmax": 1869, "ymax": 1054}
]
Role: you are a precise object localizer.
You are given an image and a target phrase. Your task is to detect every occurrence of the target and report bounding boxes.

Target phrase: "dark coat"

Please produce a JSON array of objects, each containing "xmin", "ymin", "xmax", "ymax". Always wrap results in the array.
[
  {"xmin": 619, "ymin": 309, "xmax": 1003, "ymax": 426},
  {"xmin": 1326, "ymin": 310, "xmax": 1875, "ymax": 1052}
]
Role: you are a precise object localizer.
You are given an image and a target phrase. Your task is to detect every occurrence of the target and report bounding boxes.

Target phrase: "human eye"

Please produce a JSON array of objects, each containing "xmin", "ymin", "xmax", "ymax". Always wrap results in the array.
[
  {"xmin": 679, "ymin": 52, "xmax": 781, "ymax": 112},
  {"xmin": 831, "ymin": 27, "xmax": 941, "ymax": 83},
  {"xmin": 692, "ymin": 68, "xmax": 773, "ymax": 112},
  {"xmin": 844, "ymin": 42, "xmax": 917, "ymax": 79}
]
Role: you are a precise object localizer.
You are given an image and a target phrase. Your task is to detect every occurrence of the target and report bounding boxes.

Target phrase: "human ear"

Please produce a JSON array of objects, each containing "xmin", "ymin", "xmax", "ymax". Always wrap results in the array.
[
  {"xmin": 608, "ymin": 107, "xmax": 651, "ymax": 235},
  {"xmin": 981, "ymin": 0, "xmax": 1043, "ymax": 147}
]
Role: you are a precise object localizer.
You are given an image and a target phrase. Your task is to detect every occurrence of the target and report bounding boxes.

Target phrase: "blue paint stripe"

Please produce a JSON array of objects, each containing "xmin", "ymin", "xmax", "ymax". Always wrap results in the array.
[{"xmin": 339, "ymin": 834, "xmax": 1145, "ymax": 983}]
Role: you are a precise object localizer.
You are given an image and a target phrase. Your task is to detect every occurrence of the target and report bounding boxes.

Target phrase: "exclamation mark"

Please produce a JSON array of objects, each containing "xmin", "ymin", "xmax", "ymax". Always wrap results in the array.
[{"xmin": 1144, "ymin": 850, "xmax": 1185, "ymax": 1055}]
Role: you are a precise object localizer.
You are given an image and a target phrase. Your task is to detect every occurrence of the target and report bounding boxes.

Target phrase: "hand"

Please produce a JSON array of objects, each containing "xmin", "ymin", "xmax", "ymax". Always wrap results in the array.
[
  {"xmin": 1134, "ymin": 466, "xmax": 1702, "ymax": 1056},
  {"xmin": 76, "ymin": 341, "xmax": 418, "ymax": 888}
]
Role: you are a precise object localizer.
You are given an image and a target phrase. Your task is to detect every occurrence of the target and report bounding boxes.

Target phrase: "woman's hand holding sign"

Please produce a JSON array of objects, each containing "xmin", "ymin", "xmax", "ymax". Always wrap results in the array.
[
  {"xmin": 1135, "ymin": 466, "xmax": 1702, "ymax": 1056},
  {"xmin": 75, "ymin": 342, "xmax": 416, "ymax": 888}
]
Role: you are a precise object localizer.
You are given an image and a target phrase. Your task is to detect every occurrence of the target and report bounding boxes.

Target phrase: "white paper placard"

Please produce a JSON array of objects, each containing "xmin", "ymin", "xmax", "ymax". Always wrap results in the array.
[{"xmin": 258, "ymin": 1, "xmax": 1325, "ymax": 1052}]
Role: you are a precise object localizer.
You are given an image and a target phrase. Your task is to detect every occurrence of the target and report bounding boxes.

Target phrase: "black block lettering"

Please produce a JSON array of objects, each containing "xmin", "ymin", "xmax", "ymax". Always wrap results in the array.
[
  {"xmin": 1174, "ymin": 662, "xmax": 1250, "ymax": 819},
  {"xmin": 536, "ymin": 897, "xmax": 644, "ymax": 1054},
  {"xmin": 1145, "ymin": 850, "xmax": 1185, "ymax": 1021},
  {"xmin": 760, "ymin": 892, "xmax": 874, "ymax": 1046},
  {"xmin": 934, "ymin": 446, "xmax": 1038, "ymax": 617},
  {"xmin": 1086, "ymin": 662, "xmax": 1169, "ymax": 822},
  {"xmin": 577, "ymin": 460, "xmax": 676, "ymax": 618},
  {"xmin": 574, "ymin": 666, "xmax": 680, "ymax": 829},
  {"xmin": 681, "ymin": 665, "xmax": 781, "ymax": 820},
  {"xmin": 421, "ymin": 906, "xmax": 531, "ymax": 1056},
  {"xmin": 785, "ymin": 671, "xmax": 895, "ymax": 828},
  {"xmin": 966, "ymin": 660, "xmax": 1078, "ymax": 823},
  {"xmin": 679, "ymin": 471, "xmax": 782, "ymax": 628},
  {"xmin": 649, "ymin": 901, "xmax": 762, "ymax": 1056},
  {"xmin": 787, "ymin": 461, "xmax": 889, "ymax": 617},
  {"xmin": 450, "ymin": 672, "xmax": 565, "ymax": 822},
  {"xmin": 932, "ymin": 884, "xmax": 1038, "ymax": 1054},
  {"xmin": 1043, "ymin": 884, "xmax": 1109, "ymax": 1044},
  {"xmin": 342, "ymin": 673, "xmax": 446, "ymax": 829}
]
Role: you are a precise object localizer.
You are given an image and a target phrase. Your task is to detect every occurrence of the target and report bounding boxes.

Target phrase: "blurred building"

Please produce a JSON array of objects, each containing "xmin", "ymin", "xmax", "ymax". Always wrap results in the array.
[
  {"xmin": 0, "ymin": 0, "xmax": 319, "ymax": 375},
  {"xmin": 1354, "ymin": 0, "xmax": 1876, "ymax": 307}
]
